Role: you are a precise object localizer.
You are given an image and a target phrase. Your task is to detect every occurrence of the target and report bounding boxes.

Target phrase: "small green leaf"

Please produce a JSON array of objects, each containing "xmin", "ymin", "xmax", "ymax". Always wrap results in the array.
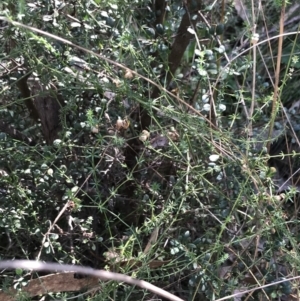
[{"xmin": 15, "ymin": 269, "xmax": 23, "ymax": 276}]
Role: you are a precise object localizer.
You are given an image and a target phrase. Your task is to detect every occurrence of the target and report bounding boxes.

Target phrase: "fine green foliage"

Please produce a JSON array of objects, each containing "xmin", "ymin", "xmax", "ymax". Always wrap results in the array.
[{"xmin": 0, "ymin": 0, "xmax": 300, "ymax": 300}]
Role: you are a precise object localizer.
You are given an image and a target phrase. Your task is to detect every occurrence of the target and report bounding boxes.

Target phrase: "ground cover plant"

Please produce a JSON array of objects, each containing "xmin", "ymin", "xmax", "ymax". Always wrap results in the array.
[{"xmin": 0, "ymin": 0, "xmax": 300, "ymax": 300}]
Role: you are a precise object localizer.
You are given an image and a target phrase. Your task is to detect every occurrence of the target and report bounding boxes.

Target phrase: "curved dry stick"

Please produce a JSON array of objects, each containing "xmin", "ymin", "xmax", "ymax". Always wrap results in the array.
[{"xmin": 0, "ymin": 260, "xmax": 184, "ymax": 301}]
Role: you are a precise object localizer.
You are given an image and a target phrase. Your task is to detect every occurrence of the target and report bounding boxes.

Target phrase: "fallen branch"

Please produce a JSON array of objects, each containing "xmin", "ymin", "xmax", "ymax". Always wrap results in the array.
[{"xmin": 0, "ymin": 260, "xmax": 184, "ymax": 301}]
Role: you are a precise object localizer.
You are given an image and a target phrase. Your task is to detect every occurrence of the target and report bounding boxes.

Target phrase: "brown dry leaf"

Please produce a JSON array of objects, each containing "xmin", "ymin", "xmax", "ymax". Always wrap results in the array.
[
  {"xmin": 0, "ymin": 273, "xmax": 99, "ymax": 301},
  {"xmin": 167, "ymin": 129, "xmax": 180, "ymax": 141},
  {"xmin": 112, "ymin": 78, "xmax": 121, "ymax": 87},
  {"xmin": 139, "ymin": 130, "xmax": 150, "ymax": 142},
  {"xmin": 148, "ymin": 260, "xmax": 171, "ymax": 269},
  {"xmin": 124, "ymin": 69, "xmax": 134, "ymax": 79},
  {"xmin": 115, "ymin": 118, "xmax": 130, "ymax": 131},
  {"xmin": 171, "ymin": 87, "xmax": 179, "ymax": 96},
  {"xmin": 143, "ymin": 227, "xmax": 159, "ymax": 254},
  {"xmin": 91, "ymin": 125, "xmax": 99, "ymax": 133}
]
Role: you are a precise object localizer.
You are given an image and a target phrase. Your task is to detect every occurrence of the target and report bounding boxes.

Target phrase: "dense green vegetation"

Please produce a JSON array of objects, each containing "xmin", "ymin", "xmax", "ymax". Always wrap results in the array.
[{"xmin": 0, "ymin": 0, "xmax": 300, "ymax": 300}]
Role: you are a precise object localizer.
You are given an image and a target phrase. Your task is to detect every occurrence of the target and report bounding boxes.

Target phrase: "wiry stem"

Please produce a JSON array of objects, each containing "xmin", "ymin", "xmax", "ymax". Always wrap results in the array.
[{"xmin": 267, "ymin": 1, "xmax": 285, "ymax": 152}]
